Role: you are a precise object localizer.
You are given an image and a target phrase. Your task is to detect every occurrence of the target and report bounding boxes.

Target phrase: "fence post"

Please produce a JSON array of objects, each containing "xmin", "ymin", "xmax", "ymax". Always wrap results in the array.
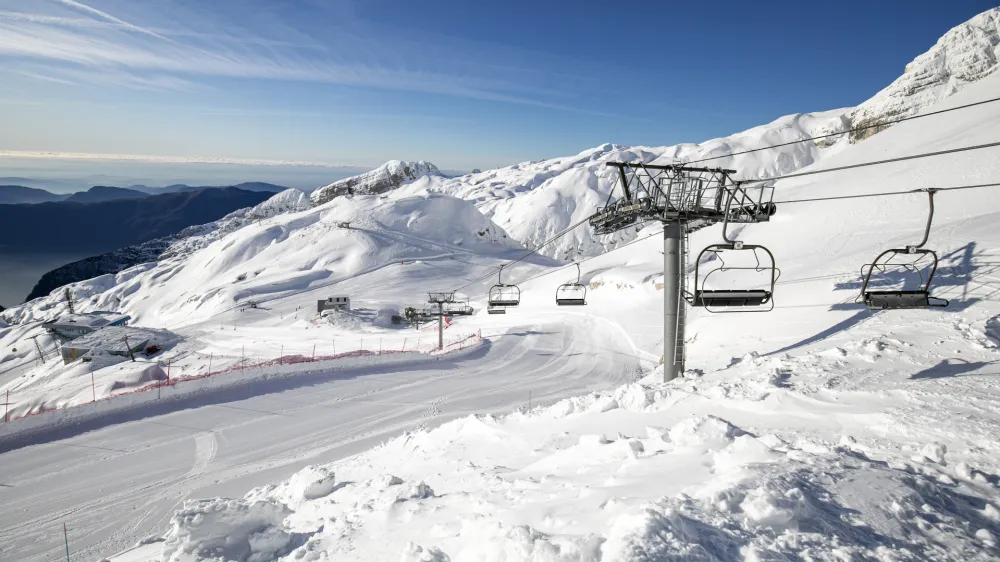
[
  {"xmin": 208, "ymin": 353, "xmax": 213, "ymax": 376},
  {"xmin": 91, "ymin": 371, "xmax": 96, "ymax": 402},
  {"xmin": 379, "ymin": 338, "xmax": 382, "ymax": 355},
  {"xmin": 4, "ymin": 389, "xmax": 8, "ymax": 422},
  {"xmin": 360, "ymin": 337, "xmax": 364, "ymax": 353},
  {"xmin": 312, "ymin": 344, "xmax": 316, "ymax": 362},
  {"xmin": 63, "ymin": 522, "xmax": 70, "ymax": 562},
  {"xmin": 167, "ymin": 360, "xmax": 171, "ymax": 385},
  {"xmin": 279, "ymin": 345, "xmax": 284, "ymax": 365},
  {"xmin": 402, "ymin": 338, "xmax": 407, "ymax": 352},
  {"xmin": 241, "ymin": 345, "xmax": 245, "ymax": 370}
]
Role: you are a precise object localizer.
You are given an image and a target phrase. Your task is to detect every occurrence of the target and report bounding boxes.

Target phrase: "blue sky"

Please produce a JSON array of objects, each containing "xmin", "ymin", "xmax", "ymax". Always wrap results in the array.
[{"xmin": 0, "ymin": 0, "xmax": 995, "ymax": 180}]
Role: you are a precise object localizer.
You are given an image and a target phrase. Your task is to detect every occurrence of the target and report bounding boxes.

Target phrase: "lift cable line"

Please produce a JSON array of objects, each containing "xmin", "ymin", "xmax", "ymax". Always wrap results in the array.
[
  {"xmin": 772, "ymin": 181, "xmax": 1000, "ymax": 205},
  {"xmin": 686, "ymin": 95, "xmax": 1000, "ymax": 165},
  {"xmin": 452, "ymin": 214, "xmax": 595, "ymax": 293},
  {"xmin": 453, "ymin": 137, "xmax": 1000, "ymax": 298},
  {"xmin": 739, "ymin": 140, "xmax": 1000, "ymax": 186},
  {"xmin": 514, "ymin": 228, "xmax": 668, "ymax": 287},
  {"xmin": 516, "ymin": 179, "xmax": 1000, "ymax": 289}
]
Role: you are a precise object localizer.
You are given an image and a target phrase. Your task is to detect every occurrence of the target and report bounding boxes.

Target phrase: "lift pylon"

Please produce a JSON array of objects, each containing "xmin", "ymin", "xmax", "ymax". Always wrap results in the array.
[
  {"xmin": 427, "ymin": 291, "xmax": 456, "ymax": 350},
  {"xmin": 589, "ymin": 162, "xmax": 776, "ymax": 381}
]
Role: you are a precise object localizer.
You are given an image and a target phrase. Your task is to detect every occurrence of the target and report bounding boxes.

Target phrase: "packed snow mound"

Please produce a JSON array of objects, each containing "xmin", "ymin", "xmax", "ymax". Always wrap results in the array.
[
  {"xmin": 424, "ymin": 110, "xmax": 850, "ymax": 259},
  {"xmin": 311, "ymin": 160, "xmax": 443, "ymax": 205},
  {"xmin": 161, "ymin": 498, "xmax": 307, "ymax": 562},
  {"xmin": 850, "ymin": 7, "xmax": 1000, "ymax": 141},
  {"xmin": 2, "ymin": 190, "xmax": 518, "ymax": 329}
]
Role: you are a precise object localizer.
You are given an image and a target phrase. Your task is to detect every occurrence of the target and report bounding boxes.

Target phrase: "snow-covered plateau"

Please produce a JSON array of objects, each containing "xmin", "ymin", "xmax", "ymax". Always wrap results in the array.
[{"xmin": 2, "ymin": 7, "xmax": 1000, "ymax": 562}]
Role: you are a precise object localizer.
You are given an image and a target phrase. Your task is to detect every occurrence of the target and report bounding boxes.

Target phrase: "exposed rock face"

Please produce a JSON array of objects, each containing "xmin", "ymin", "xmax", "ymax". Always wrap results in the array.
[
  {"xmin": 310, "ymin": 160, "xmax": 442, "ymax": 206},
  {"xmin": 849, "ymin": 8, "xmax": 1000, "ymax": 142}
]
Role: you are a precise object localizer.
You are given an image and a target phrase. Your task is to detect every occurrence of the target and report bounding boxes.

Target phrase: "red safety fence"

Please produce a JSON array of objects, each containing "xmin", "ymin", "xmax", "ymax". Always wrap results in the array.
[{"xmin": 2, "ymin": 330, "xmax": 483, "ymax": 425}]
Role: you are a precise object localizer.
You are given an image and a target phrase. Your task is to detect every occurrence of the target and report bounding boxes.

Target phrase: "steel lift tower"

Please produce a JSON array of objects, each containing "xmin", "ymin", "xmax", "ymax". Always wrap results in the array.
[
  {"xmin": 589, "ymin": 162, "xmax": 777, "ymax": 382},
  {"xmin": 427, "ymin": 291, "xmax": 457, "ymax": 350}
]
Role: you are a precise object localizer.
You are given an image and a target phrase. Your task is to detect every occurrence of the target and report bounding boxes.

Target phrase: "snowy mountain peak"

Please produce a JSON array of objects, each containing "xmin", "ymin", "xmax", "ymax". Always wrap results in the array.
[
  {"xmin": 311, "ymin": 160, "xmax": 443, "ymax": 206},
  {"xmin": 850, "ymin": 7, "xmax": 1000, "ymax": 141}
]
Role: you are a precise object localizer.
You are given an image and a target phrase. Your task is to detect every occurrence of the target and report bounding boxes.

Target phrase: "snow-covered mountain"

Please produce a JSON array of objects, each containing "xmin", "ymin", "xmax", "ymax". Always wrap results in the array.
[
  {"xmin": 24, "ymin": 189, "xmax": 315, "ymax": 303},
  {"xmin": 423, "ymin": 110, "xmax": 851, "ymax": 260},
  {"xmin": 4, "ymin": 9, "xmax": 1000, "ymax": 561},
  {"xmin": 311, "ymin": 160, "xmax": 443, "ymax": 206},
  {"xmin": 850, "ymin": 7, "xmax": 1000, "ymax": 141}
]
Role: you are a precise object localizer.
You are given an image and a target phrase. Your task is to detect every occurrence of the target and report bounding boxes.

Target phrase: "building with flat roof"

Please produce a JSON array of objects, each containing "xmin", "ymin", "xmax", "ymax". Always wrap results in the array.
[
  {"xmin": 43, "ymin": 311, "xmax": 131, "ymax": 340},
  {"xmin": 317, "ymin": 296, "xmax": 350, "ymax": 313},
  {"xmin": 60, "ymin": 326, "xmax": 152, "ymax": 364}
]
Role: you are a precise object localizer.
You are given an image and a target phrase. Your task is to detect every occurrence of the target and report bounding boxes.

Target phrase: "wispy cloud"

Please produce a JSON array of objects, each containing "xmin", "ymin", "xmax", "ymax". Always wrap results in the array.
[
  {"xmin": 0, "ymin": 149, "xmax": 357, "ymax": 168},
  {"xmin": 50, "ymin": 0, "xmax": 168, "ymax": 40},
  {"xmin": 0, "ymin": 0, "xmax": 605, "ymax": 113}
]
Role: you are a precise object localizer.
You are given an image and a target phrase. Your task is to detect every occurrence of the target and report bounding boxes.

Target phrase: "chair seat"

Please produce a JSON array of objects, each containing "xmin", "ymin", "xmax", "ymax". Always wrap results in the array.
[
  {"xmin": 556, "ymin": 298, "xmax": 586, "ymax": 306},
  {"xmin": 489, "ymin": 300, "xmax": 519, "ymax": 307},
  {"xmin": 487, "ymin": 308, "xmax": 506, "ymax": 315},
  {"xmin": 864, "ymin": 290, "xmax": 942, "ymax": 310},
  {"xmin": 694, "ymin": 290, "xmax": 771, "ymax": 307}
]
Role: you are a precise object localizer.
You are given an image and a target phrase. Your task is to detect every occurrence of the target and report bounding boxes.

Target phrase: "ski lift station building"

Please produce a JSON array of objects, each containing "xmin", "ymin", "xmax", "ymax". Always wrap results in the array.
[
  {"xmin": 60, "ymin": 326, "xmax": 152, "ymax": 364},
  {"xmin": 317, "ymin": 296, "xmax": 351, "ymax": 313},
  {"xmin": 42, "ymin": 311, "xmax": 131, "ymax": 340}
]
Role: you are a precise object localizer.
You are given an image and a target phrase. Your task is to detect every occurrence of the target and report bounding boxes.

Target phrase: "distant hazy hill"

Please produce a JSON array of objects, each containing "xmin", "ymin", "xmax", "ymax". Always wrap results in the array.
[
  {"xmin": 0, "ymin": 187, "xmax": 273, "ymax": 254},
  {"xmin": 63, "ymin": 185, "xmax": 149, "ymax": 203},
  {"xmin": 134, "ymin": 181, "xmax": 288, "ymax": 195},
  {"xmin": 0, "ymin": 185, "xmax": 68, "ymax": 204},
  {"xmin": 24, "ymin": 188, "xmax": 304, "ymax": 302}
]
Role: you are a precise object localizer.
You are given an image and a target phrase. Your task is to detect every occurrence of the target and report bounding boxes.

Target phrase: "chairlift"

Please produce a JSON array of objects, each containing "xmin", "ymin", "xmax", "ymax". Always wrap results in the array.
[
  {"xmin": 555, "ymin": 263, "xmax": 587, "ymax": 306},
  {"xmin": 488, "ymin": 266, "xmax": 521, "ymax": 308},
  {"xmin": 487, "ymin": 304, "xmax": 506, "ymax": 315},
  {"xmin": 857, "ymin": 189, "xmax": 948, "ymax": 310},
  {"xmin": 687, "ymin": 191, "xmax": 779, "ymax": 312},
  {"xmin": 444, "ymin": 298, "xmax": 474, "ymax": 316}
]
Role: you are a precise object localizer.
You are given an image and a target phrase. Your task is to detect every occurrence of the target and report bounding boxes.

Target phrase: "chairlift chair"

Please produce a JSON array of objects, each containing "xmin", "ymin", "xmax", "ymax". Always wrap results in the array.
[
  {"xmin": 687, "ymin": 191, "xmax": 779, "ymax": 312},
  {"xmin": 444, "ymin": 298, "xmax": 474, "ymax": 316},
  {"xmin": 487, "ymin": 304, "xmax": 506, "ymax": 315},
  {"xmin": 488, "ymin": 266, "xmax": 521, "ymax": 309},
  {"xmin": 857, "ymin": 189, "xmax": 949, "ymax": 310},
  {"xmin": 555, "ymin": 263, "xmax": 587, "ymax": 306}
]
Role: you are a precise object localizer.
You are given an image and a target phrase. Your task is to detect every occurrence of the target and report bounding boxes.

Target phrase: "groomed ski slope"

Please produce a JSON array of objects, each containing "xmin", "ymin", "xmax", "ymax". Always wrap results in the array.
[
  {"xmin": 103, "ymin": 63, "xmax": 1000, "ymax": 560},
  {"xmin": 0, "ymin": 314, "xmax": 641, "ymax": 561}
]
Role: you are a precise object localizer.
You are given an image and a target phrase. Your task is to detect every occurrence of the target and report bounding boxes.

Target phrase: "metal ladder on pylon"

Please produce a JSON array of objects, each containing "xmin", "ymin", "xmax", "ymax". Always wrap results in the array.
[{"xmin": 673, "ymin": 225, "xmax": 689, "ymax": 370}]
